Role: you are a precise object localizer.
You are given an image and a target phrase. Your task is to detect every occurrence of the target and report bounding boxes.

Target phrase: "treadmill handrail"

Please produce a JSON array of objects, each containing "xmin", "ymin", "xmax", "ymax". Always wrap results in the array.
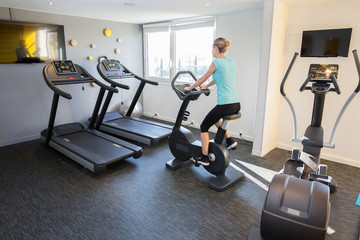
[
  {"xmin": 121, "ymin": 64, "xmax": 159, "ymax": 86},
  {"xmin": 77, "ymin": 64, "xmax": 119, "ymax": 93},
  {"xmin": 43, "ymin": 64, "xmax": 72, "ymax": 99},
  {"xmin": 43, "ymin": 63, "xmax": 118, "ymax": 100},
  {"xmin": 97, "ymin": 63, "xmax": 130, "ymax": 90}
]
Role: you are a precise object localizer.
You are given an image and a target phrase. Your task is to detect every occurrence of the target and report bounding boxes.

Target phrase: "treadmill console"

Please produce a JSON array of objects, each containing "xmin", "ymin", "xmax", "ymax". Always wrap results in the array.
[
  {"xmin": 308, "ymin": 64, "xmax": 339, "ymax": 81},
  {"xmin": 52, "ymin": 60, "xmax": 77, "ymax": 75},
  {"xmin": 102, "ymin": 59, "xmax": 121, "ymax": 71},
  {"xmin": 100, "ymin": 59, "xmax": 133, "ymax": 78},
  {"xmin": 45, "ymin": 60, "xmax": 93, "ymax": 85}
]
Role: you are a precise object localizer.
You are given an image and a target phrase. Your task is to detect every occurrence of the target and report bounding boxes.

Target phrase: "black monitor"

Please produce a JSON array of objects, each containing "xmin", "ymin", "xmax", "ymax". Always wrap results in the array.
[
  {"xmin": 0, "ymin": 20, "xmax": 66, "ymax": 63},
  {"xmin": 52, "ymin": 60, "xmax": 77, "ymax": 74},
  {"xmin": 102, "ymin": 59, "xmax": 121, "ymax": 71},
  {"xmin": 300, "ymin": 28, "xmax": 352, "ymax": 57}
]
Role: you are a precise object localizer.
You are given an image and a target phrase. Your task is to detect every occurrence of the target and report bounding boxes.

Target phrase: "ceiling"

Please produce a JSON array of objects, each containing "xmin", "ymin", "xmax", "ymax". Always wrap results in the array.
[{"xmin": 0, "ymin": 0, "xmax": 338, "ymax": 24}]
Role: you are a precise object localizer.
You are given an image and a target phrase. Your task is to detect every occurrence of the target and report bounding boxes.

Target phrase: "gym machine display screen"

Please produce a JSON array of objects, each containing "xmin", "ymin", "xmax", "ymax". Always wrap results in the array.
[
  {"xmin": 308, "ymin": 64, "xmax": 339, "ymax": 80},
  {"xmin": 102, "ymin": 59, "xmax": 121, "ymax": 71},
  {"xmin": 52, "ymin": 60, "xmax": 77, "ymax": 74}
]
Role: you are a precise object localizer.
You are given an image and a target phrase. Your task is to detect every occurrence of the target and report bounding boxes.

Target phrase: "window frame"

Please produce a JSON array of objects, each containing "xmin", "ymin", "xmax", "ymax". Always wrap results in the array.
[{"xmin": 143, "ymin": 16, "xmax": 216, "ymax": 83}]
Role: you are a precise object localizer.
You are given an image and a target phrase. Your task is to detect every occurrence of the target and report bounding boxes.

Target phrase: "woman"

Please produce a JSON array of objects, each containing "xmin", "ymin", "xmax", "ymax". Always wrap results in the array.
[{"xmin": 184, "ymin": 37, "xmax": 240, "ymax": 166}]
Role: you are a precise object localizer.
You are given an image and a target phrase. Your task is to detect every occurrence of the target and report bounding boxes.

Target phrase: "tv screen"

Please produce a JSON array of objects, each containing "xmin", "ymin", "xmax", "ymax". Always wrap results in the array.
[
  {"xmin": 300, "ymin": 28, "xmax": 352, "ymax": 57},
  {"xmin": 0, "ymin": 21, "xmax": 66, "ymax": 63}
]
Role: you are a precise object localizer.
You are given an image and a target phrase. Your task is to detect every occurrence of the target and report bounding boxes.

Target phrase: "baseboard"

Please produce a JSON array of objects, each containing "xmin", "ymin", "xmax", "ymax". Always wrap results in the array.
[
  {"xmin": 143, "ymin": 111, "xmax": 253, "ymax": 142},
  {"xmin": 252, "ymin": 143, "xmax": 276, "ymax": 157},
  {"xmin": 0, "ymin": 134, "xmax": 40, "ymax": 147}
]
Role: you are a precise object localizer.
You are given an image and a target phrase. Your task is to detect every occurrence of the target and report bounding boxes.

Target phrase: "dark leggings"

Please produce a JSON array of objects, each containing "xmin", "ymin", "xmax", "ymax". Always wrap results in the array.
[{"xmin": 200, "ymin": 103, "xmax": 241, "ymax": 133}]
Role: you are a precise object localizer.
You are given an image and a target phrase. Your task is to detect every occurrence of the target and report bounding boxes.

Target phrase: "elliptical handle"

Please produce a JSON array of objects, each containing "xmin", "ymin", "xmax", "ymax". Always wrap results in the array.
[
  {"xmin": 280, "ymin": 52, "xmax": 299, "ymax": 97},
  {"xmin": 330, "ymin": 75, "xmax": 341, "ymax": 94},
  {"xmin": 352, "ymin": 50, "xmax": 360, "ymax": 93},
  {"xmin": 300, "ymin": 74, "xmax": 313, "ymax": 92}
]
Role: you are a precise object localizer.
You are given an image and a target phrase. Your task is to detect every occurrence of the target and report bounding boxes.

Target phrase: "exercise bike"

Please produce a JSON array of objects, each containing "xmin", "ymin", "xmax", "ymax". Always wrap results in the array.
[{"xmin": 166, "ymin": 71, "xmax": 244, "ymax": 192}]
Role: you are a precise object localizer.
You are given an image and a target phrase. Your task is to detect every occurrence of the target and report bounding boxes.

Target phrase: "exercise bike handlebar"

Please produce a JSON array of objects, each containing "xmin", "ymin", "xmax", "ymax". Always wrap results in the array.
[{"xmin": 171, "ymin": 71, "xmax": 210, "ymax": 100}]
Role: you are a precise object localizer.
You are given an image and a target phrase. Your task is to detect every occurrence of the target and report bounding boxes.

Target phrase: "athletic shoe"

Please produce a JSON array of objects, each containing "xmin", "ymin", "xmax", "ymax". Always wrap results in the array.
[
  {"xmin": 226, "ymin": 138, "xmax": 238, "ymax": 150},
  {"xmin": 192, "ymin": 155, "xmax": 210, "ymax": 166}
]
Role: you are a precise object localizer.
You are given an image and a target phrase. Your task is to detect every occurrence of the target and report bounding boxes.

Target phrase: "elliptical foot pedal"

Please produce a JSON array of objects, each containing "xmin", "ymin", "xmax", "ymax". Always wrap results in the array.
[
  {"xmin": 309, "ymin": 173, "xmax": 337, "ymax": 193},
  {"xmin": 283, "ymin": 159, "xmax": 304, "ymax": 178}
]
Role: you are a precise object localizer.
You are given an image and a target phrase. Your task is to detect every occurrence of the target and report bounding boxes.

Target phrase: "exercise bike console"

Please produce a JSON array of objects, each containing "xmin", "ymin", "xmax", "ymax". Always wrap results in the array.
[{"xmin": 172, "ymin": 71, "xmax": 210, "ymax": 101}]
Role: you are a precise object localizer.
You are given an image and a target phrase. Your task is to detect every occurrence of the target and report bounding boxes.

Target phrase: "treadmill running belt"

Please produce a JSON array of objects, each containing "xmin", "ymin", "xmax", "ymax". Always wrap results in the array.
[
  {"xmin": 59, "ymin": 131, "xmax": 134, "ymax": 163},
  {"xmin": 105, "ymin": 117, "xmax": 172, "ymax": 139}
]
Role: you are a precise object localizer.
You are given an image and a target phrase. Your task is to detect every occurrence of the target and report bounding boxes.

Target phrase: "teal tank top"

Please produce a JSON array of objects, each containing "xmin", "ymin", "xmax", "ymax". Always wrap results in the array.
[{"xmin": 212, "ymin": 58, "xmax": 240, "ymax": 105}]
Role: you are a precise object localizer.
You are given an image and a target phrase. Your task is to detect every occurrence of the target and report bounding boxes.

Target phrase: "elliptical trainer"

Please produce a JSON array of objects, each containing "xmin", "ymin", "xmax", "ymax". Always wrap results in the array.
[
  {"xmin": 248, "ymin": 50, "xmax": 360, "ymax": 240},
  {"xmin": 166, "ymin": 71, "xmax": 244, "ymax": 192},
  {"xmin": 280, "ymin": 50, "xmax": 360, "ymax": 192}
]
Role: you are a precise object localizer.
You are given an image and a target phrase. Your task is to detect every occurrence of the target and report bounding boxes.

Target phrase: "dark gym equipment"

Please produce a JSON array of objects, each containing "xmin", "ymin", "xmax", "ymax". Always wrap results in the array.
[
  {"xmin": 166, "ymin": 71, "xmax": 244, "ymax": 191},
  {"xmin": 248, "ymin": 49, "xmax": 360, "ymax": 240},
  {"xmin": 280, "ymin": 50, "xmax": 360, "ymax": 192},
  {"xmin": 41, "ymin": 60, "xmax": 142, "ymax": 173},
  {"xmin": 94, "ymin": 58, "xmax": 173, "ymax": 145},
  {"xmin": 248, "ymin": 174, "xmax": 330, "ymax": 240}
]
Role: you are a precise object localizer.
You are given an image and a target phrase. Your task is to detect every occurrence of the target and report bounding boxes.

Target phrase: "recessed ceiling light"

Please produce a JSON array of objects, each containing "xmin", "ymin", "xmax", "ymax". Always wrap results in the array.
[
  {"xmin": 205, "ymin": 3, "xmax": 210, "ymax": 6},
  {"xmin": 47, "ymin": 2, "xmax": 54, "ymax": 5},
  {"xmin": 123, "ymin": 2, "xmax": 137, "ymax": 6}
]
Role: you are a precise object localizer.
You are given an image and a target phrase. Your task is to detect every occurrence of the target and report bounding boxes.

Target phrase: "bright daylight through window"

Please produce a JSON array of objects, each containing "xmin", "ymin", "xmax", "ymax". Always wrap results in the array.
[
  {"xmin": 143, "ymin": 18, "xmax": 215, "ymax": 81},
  {"xmin": 147, "ymin": 31, "xmax": 170, "ymax": 78}
]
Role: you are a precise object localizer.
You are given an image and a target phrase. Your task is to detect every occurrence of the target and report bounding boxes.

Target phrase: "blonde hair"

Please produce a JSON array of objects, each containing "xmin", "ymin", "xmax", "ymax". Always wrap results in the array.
[{"xmin": 213, "ymin": 37, "xmax": 231, "ymax": 53}]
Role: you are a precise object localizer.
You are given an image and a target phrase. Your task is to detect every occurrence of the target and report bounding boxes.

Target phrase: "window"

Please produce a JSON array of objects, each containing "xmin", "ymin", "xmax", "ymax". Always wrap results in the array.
[
  {"xmin": 146, "ymin": 31, "xmax": 170, "ymax": 78},
  {"xmin": 175, "ymin": 27, "xmax": 214, "ymax": 81},
  {"xmin": 143, "ymin": 17, "xmax": 215, "ymax": 81}
]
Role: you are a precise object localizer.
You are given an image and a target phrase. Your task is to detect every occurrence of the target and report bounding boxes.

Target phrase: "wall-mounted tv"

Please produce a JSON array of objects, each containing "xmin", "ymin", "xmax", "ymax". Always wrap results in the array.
[
  {"xmin": 300, "ymin": 28, "xmax": 352, "ymax": 57},
  {"xmin": 0, "ymin": 20, "xmax": 66, "ymax": 63}
]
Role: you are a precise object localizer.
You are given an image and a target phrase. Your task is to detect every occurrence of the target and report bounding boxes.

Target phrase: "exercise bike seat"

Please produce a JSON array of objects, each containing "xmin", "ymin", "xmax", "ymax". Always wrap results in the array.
[{"xmin": 223, "ymin": 113, "xmax": 241, "ymax": 121}]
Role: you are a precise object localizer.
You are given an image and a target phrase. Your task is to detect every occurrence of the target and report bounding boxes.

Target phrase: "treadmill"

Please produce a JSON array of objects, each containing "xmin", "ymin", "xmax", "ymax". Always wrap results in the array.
[
  {"xmin": 41, "ymin": 60, "xmax": 142, "ymax": 173},
  {"xmin": 94, "ymin": 58, "xmax": 173, "ymax": 145}
]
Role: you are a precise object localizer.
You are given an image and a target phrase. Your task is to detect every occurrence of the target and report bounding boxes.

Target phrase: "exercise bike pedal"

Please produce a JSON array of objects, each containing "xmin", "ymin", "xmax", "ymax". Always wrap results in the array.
[
  {"xmin": 191, "ymin": 157, "xmax": 201, "ymax": 167},
  {"xmin": 191, "ymin": 157, "xmax": 210, "ymax": 167}
]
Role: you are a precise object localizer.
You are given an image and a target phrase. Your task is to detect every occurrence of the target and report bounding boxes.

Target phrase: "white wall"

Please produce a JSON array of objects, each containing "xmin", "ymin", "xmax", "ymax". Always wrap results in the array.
[
  {"xmin": 252, "ymin": 0, "xmax": 288, "ymax": 156},
  {"xmin": 142, "ymin": 9, "xmax": 263, "ymax": 140},
  {"xmin": 277, "ymin": 0, "xmax": 360, "ymax": 167},
  {"xmin": 0, "ymin": 8, "xmax": 143, "ymax": 147}
]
